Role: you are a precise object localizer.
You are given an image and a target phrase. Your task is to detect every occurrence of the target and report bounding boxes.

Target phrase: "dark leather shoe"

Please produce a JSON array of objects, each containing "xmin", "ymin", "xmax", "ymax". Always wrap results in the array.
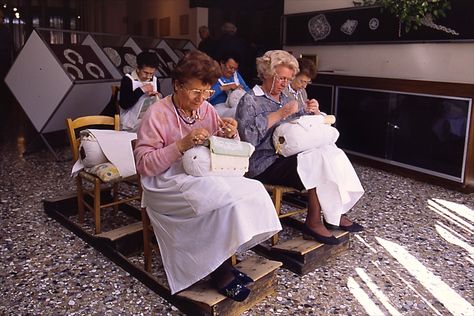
[
  {"xmin": 231, "ymin": 268, "xmax": 253, "ymax": 285},
  {"xmin": 217, "ymin": 278, "xmax": 250, "ymax": 302},
  {"xmin": 302, "ymin": 225, "xmax": 341, "ymax": 245},
  {"xmin": 324, "ymin": 218, "xmax": 364, "ymax": 232}
]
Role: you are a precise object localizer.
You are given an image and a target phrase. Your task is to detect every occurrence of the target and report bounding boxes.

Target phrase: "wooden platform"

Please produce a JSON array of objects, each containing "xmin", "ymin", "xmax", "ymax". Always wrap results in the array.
[
  {"xmin": 43, "ymin": 193, "xmax": 283, "ymax": 315},
  {"xmin": 254, "ymin": 217, "xmax": 351, "ymax": 275},
  {"xmin": 177, "ymin": 256, "xmax": 281, "ymax": 316}
]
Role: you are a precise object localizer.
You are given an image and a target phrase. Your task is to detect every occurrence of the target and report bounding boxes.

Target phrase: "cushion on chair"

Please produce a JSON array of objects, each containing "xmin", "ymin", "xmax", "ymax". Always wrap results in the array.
[
  {"xmin": 273, "ymin": 115, "xmax": 340, "ymax": 157},
  {"xmin": 84, "ymin": 162, "xmax": 121, "ymax": 182},
  {"xmin": 79, "ymin": 131, "xmax": 108, "ymax": 168}
]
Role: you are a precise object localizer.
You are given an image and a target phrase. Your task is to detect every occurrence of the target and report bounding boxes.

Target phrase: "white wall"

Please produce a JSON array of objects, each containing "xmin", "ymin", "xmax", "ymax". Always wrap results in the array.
[{"xmin": 283, "ymin": 0, "xmax": 474, "ymax": 84}]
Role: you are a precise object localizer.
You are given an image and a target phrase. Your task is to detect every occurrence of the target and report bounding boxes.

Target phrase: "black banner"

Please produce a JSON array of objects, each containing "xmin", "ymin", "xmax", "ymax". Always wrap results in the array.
[{"xmin": 284, "ymin": 0, "xmax": 474, "ymax": 45}]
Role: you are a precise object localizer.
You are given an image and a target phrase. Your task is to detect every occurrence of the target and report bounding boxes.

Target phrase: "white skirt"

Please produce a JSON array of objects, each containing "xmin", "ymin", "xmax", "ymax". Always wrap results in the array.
[
  {"xmin": 296, "ymin": 144, "xmax": 364, "ymax": 225},
  {"xmin": 141, "ymin": 162, "xmax": 281, "ymax": 294}
]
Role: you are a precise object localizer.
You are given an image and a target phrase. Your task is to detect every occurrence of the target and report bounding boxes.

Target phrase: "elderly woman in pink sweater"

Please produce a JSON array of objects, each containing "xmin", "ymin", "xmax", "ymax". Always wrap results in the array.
[{"xmin": 134, "ymin": 51, "xmax": 281, "ymax": 301}]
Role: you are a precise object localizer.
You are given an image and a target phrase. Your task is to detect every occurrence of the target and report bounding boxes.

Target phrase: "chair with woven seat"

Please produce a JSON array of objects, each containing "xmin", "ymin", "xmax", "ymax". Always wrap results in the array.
[
  {"xmin": 66, "ymin": 114, "xmax": 141, "ymax": 234},
  {"xmin": 263, "ymin": 184, "xmax": 307, "ymax": 246}
]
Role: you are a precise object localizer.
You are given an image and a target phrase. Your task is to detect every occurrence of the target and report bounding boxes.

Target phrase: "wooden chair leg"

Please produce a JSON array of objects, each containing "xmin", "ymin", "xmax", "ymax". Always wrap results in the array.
[
  {"xmin": 76, "ymin": 176, "xmax": 85, "ymax": 224},
  {"xmin": 271, "ymin": 187, "xmax": 283, "ymax": 246},
  {"xmin": 94, "ymin": 178, "xmax": 101, "ymax": 234},
  {"xmin": 141, "ymin": 207, "xmax": 152, "ymax": 272},
  {"xmin": 230, "ymin": 255, "xmax": 237, "ymax": 266}
]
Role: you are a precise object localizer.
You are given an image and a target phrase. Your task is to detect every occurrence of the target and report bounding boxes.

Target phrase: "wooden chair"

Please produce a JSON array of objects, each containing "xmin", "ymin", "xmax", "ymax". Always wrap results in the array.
[
  {"xmin": 263, "ymin": 184, "xmax": 307, "ymax": 246},
  {"xmin": 111, "ymin": 85, "xmax": 121, "ymax": 115},
  {"xmin": 66, "ymin": 114, "xmax": 141, "ymax": 234}
]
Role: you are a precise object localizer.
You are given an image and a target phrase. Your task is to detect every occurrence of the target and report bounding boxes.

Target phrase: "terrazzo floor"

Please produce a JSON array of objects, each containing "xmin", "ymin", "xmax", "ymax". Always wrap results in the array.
[{"xmin": 1, "ymin": 137, "xmax": 473, "ymax": 315}]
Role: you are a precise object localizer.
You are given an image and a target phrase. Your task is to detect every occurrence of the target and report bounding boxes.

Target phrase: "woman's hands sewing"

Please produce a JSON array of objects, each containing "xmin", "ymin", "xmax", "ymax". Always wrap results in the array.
[
  {"xmin": 279, "ymin": 100, "xmax": 299, "ymax": 120},
  {"xmin": 217, "ymin": 117, "xmax": 238, "ymax": 139},
  {"xmin": 177, "ymin": 128, "xmax": 211, "ymax": 154},
  {"xmin": 305, "ymin": 99, "xmax": 321, "ymax": 115}
]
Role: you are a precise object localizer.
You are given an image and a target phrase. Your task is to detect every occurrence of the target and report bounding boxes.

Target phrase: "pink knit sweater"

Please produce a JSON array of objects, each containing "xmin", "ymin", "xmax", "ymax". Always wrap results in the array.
[{"xmin": 134, "ymin": 95, "xmax": 222, "ymax": 177}]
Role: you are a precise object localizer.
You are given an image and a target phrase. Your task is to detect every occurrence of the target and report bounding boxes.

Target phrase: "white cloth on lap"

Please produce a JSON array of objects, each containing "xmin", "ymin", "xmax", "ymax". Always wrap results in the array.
[
  {"xmin": 142, "ymin": 162, "xmax": 281, "ymax": 294},
  {"xmin": 273, "ymin": 115, "xmax": 340, "ymax": 157},
  {"xmin": 296, "ymin": 144, "xmax": 364, "ymax": 225}
]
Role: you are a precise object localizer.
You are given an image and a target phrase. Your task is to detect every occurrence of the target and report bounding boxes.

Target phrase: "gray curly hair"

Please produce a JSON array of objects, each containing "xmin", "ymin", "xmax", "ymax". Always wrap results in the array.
[{"xmin": 256, "ymin": 50, "xmax": 299, "ymax": 81}]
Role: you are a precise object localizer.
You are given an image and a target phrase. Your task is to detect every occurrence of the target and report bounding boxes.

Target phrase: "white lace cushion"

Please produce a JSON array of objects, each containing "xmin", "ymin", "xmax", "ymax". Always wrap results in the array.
[
  {"xmin": 226, "ymin": 89, "xmax": 246, "ymax": 108},
  {"xmin": 273, "ymin": 115, "xmax": 340, "ymax": 157},
  {"xmin": 79, "ymin": 135, "xmax": 108, "ymax": 168},
  {"xmin": 182, "ymin": 146, "xmax": 246, "ymax": 177}
]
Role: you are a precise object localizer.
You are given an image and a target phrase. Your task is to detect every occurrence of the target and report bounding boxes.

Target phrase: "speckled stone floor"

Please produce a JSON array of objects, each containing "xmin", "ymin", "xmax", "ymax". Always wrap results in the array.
[{"xmin": 1, "ymin": 136, "xmax": 473, "ymax": 315}]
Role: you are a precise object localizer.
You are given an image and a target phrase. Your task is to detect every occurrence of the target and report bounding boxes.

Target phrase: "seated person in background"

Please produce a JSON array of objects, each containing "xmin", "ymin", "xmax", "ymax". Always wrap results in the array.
[
  {"xmin": 209, "ymin": 51, "xmax": 250, "ymax": 118},
  {"xmin": 236, "ymin": 50, "xmax": 364, "ymax": 245},
  {"xmin": 284, "ymin": 58, "xmax": 320, "ymax": 113},
  {"xmin": 119, "ymin": 51, "xmax": 162, "ymax": 132},
  {"xmin": 134, "ymin": 51, "xmax": 281, "ymax": 301}
]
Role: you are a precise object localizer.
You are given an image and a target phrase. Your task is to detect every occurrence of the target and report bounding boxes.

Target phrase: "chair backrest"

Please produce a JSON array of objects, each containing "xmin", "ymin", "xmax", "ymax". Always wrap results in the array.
[
  {"xmin": 111, "ymin": 85, "xmax": 120, "ymax": 115},
  {"xmin": 66, "ymin": 114, "xmax": 120, "ymax": 161}
]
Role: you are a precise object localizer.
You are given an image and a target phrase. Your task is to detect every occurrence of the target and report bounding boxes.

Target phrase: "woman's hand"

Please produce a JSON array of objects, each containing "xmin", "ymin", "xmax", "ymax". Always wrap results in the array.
[
  {"xmin": 218, "ymin": 117, "xmax": 238, "ymax": 139},
  {"xmin": 278, "ymin": 100, "xmax": 299, "ymax": 120},
  {"xmin": 176, "ymin": 128, "xmax": 211, "ymax": 153},
  {"xmin": 305, "ymin": 99, "xmax": 320, "ymax": 115},
  {"xmin": 142, "ymin": 83, "xmax": 155, "ymax": 96}
]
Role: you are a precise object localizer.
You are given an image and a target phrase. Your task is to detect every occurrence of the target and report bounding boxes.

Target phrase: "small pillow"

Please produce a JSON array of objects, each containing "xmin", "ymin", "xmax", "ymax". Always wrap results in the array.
[
  {"xmin": 79, "ymin": 131, "xmax": 108, "ymax": 168},
  {"xmin": 273, "ymin": 115, "xmax": 340, "ymax": 157},
  {"xmin": 85, "ymin": 162, "xmax": 121, "ymax": 182},
  {"xmin": 182, "ymin": 146, "xmax": 247, "ymax": 177},
  {"xmin": 226, "ymin": 89, "xmax": 246, "ymax": 108}
]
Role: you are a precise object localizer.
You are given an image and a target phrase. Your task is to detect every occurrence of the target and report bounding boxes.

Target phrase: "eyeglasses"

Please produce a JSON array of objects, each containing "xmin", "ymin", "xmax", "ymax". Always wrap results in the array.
[
  {"xmin": 181, "ymin": 85, "xmax": 215, "ymax": 99},
  {"xmin": 273, "ymin": 74, "xmax": 292, "ymax": 84},
  {"xmin": 297, "ymin": 78, "xmax": 312, "ymax": 86}
]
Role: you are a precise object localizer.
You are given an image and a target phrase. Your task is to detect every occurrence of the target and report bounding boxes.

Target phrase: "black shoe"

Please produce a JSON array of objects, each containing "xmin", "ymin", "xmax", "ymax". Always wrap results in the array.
[
  {"xmin": 302, "ymin": 225, "xmax": 341, "ymax": 245},
  {"xmin": 323, "ymin": 218, "xmax": 364, "ymax": 233},
  {"xmin": 231, "ymin": 268, "xmax": 254, "ymax": 285},
  {"xmin": 217, "ymin": 278, "xmax": 251, "ymax": 302}
]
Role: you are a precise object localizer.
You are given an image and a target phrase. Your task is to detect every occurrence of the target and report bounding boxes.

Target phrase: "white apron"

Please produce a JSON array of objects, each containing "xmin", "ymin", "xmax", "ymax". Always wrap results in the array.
[
  {"xmin": 214, "ymin": 72, "xmax": 243, "ymax": 118},
  {"xmin": 296, "ymin": 144, "xmax": 364, "ymax": 225},
  {"xmin": 120, "ymin": 74, "xmax": 158, "ymax": 132},
  {"xmin": 141, "ymin": 161, "xmax": 282, "ymax": 294}
]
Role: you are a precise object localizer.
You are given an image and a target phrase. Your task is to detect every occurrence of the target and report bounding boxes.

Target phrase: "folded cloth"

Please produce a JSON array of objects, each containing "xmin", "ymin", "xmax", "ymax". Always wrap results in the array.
[
  {"xmin": 273, "ymin": 115, "xmax": 339, "ymax": 157},
  {"xmin": 72, "ymin": 129, "xmax": 137, "ymax": 178}
]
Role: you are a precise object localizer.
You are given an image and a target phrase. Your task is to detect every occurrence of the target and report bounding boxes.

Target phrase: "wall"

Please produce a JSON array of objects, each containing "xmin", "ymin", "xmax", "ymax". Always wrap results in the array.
[
  {"xmin": 126, "ymin": 0, "xmax": 204, "ymax": 45},
  {"xmin": 283, "ymin": 0, "xmax": 474, "ymax": 84}
]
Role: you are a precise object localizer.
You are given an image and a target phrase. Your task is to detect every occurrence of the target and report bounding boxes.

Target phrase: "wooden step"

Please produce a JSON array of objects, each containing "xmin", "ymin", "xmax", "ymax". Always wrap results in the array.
[
  {"xmin": 254, "ymin": 230, "xmax": 351, "ymax": 275},
  {"xmin": 96, "ymin": 221, "xmax": 143, "ymax": 241},
  {"xmin": 177, "ymin": 256, "xmax": 282, "ymax": 316}
]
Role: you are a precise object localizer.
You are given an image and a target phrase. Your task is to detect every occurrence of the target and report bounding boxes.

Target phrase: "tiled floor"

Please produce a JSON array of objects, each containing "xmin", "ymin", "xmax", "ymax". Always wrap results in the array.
[{"xmin": 1, "ymin": 103, "xmax": 473, "ymax": 315}]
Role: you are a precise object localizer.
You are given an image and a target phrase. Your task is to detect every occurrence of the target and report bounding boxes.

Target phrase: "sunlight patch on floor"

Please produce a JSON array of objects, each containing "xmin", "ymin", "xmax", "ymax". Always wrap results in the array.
[
  {"xmin": 355, "ymin": 268, "xmax": 402, "ymax": 316},
  {"xmin": 347, "ymin": 277, "xmax": 385, "ymax": 316},
  {"xmin": 376, "ymin": 237, "xmax": 474, "ymax": 316},
  {"xmin": 435, "ymin": 224, "xmax": 474, "ymax": 260},
  {"xmin": 432, "ymin": 198, "xmax": 474, "ymax": 222},
  {"xmin": 427, "ymin": 200, "xmax": 474, "ymax": 234}
]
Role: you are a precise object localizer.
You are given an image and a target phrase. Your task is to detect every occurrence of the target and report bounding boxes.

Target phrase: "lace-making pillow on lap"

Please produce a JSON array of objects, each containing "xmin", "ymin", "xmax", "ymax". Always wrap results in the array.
[
  {"xmin": 273, "ymin": 115, "xmax": 340, "ymax": 157},
  {"xmin": 182, "ymin": 137, "xmax": 255, "ymax": 177}
]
